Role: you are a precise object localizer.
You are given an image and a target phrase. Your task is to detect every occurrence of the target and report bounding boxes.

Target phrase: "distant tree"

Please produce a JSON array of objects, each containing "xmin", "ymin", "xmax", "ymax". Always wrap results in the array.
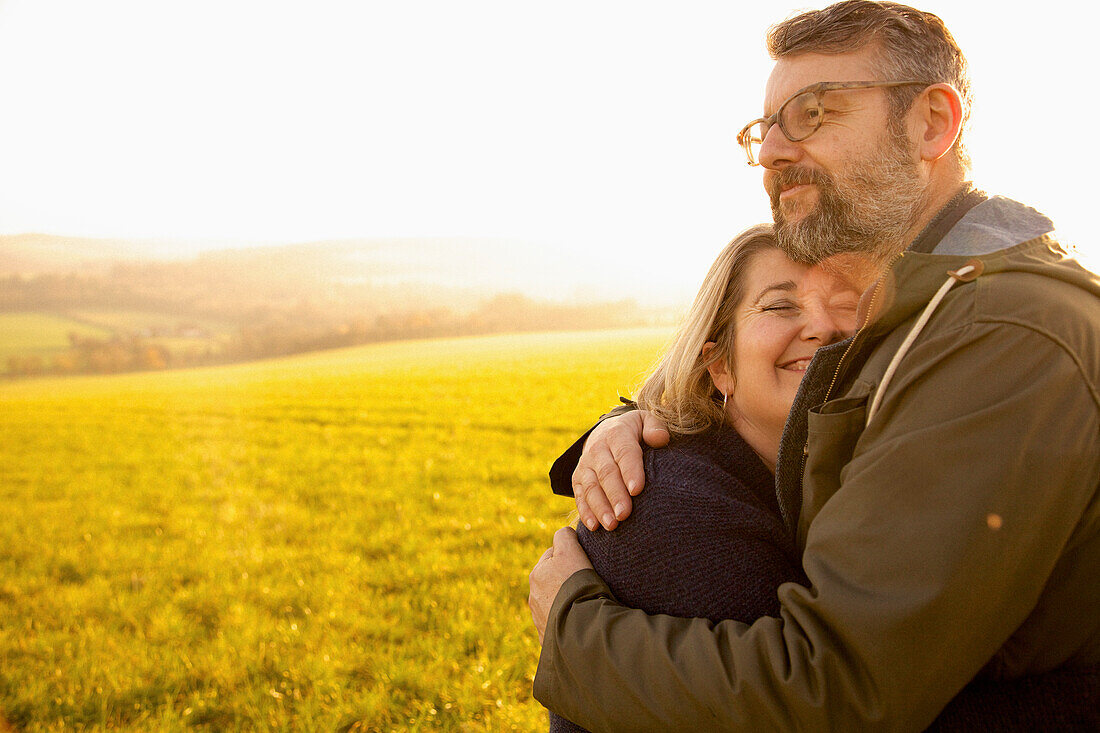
[
  {"xmin": 139, "ymin": 344, "xmax": 170, "ymax": 370},
  {"xmin": 6, "ymin": 355, "xmax": 44, "ymax": 376},
  {"xmin": 52, "ymin": 351, "xmax": 80, "ymax": 374}
]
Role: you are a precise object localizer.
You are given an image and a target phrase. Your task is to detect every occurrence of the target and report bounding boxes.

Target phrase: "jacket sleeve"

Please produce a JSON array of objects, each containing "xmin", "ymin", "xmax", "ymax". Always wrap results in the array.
[
  {"xmin": 534, "ymin": 321, "xmax": 1100, "ymax": 731},
  {"xmin": 548, "ymin": 400, "xmax": 638, "ymax": 497}
]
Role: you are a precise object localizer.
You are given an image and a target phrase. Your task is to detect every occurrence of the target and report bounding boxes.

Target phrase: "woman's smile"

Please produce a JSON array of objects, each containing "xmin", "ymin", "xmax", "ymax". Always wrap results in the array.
[
  {"xmin": 777, "ymin": 356, "xmax": 813, "ymax": 372},
  {"xmin": 723, "ymin": 249, "xmax": 859, "ymax": 465}
]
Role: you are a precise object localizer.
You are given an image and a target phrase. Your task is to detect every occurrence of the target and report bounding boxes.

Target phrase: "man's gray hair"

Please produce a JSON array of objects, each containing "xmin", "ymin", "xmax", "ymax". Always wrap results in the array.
[{"xmin": 767, "ymin": 0, "xmax": 973, "ymax": 172}]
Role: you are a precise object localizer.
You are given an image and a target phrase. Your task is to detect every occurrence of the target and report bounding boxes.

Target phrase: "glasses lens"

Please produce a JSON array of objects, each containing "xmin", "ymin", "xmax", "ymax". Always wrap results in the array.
[
  {"xmin": 780, "ymin": 91, "xmax": 823, "ymax": 141},
  {"xmin": 740, "ymin": 121, "xmax": 768, "ymax": 165}
]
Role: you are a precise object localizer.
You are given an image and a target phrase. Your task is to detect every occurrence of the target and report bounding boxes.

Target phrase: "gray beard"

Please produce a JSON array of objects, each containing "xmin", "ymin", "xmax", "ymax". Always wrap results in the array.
[{"xmin": 770, "ymin": 130, "xmax": 930, "ymax": 267}]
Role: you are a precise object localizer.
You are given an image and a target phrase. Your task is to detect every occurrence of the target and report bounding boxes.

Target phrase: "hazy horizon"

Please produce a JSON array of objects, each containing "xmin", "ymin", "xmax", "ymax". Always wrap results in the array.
[
  {"xmin": 1, "ymin": 0, "xmax": 1095, "ymax": 301},
  {"xmin": 0, "ymin": 231, "xmax": 704, "ymax": 307}
]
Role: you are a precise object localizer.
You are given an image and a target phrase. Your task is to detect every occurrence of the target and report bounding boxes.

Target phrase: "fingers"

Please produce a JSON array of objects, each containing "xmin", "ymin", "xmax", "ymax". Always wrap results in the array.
[
  {"xmin": 572, "ymin": 456, "xmax": 623, "ymax": 531},
  {"xmin": 571, "ymin": 410, "xmax": 657, "ymax": 529},
  {"xmin": 552, "ymin": 525, "xmax": 580, "ymax": 552},
  {"xmin": 528, "ymin": 528, "xmax": 593, "ymax": 645},
  {"xmin": 600, "ymin": 438, "xmax": 637, "ymax": 521},
  {"xmin": 549, "ymin": 526, "xmax": 593, "ymax": 574},
  {"xmin": 607, "ymin": 423, "xmax": 645, "ymax": 503},
  {"xmin": 573, "ymin": 484, "xmax": 596, "ymax": 533},
  {"xmin": 573, "ymin": 464, "xmax": 618, "ymax": 531},
  {"xmin": 528, "ymin": 547, "xmax": 554, "ymax": 644},
  {"xmin": 640, "ymin": 411, "xmax": 671, "ymax": 451}
]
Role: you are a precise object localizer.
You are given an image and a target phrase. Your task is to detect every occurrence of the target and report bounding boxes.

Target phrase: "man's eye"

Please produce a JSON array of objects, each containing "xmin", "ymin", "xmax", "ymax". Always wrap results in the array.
[{"xmin": 791, "ymin": 104, "xmax": 821, "ymax": 127}]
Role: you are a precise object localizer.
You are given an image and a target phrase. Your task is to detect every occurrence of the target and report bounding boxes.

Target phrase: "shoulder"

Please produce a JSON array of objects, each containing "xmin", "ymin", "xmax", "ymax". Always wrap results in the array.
[
  {"xmin": 644, "ymin": 425, "xmax": 776, "ymax": 507},
  {"xmin": 575, "ymin": 427, "xmax": 804, "ymax": 620},
  {"xmin": 933, "ymin": 212, "xmax": 1100, "ymax": 339},
  {"xmin": 925, "ymin": 197, "xmax": 1096, "ymax": 328},
  {"xmin": 646, "ymin": 424, "xmax": 781, "ymax": 517},
  {"xmin": 890, "ymin": 241, "xmax": 1100, "ymax": 411},
  {"xmin": 578, "ymin": 425, "xmax": 788, "ymax": 555}
]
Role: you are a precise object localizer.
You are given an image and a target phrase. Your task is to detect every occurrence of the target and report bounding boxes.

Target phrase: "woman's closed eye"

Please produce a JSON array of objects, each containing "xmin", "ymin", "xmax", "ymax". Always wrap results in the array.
[{"xmin": 760, "ymin": 300, "xmax": 800, "ymax": 314}]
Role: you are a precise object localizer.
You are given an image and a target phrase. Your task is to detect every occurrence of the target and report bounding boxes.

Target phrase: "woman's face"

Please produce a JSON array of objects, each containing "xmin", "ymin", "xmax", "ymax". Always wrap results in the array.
[{"xmin": 725, "ymin": 249, "xmax": 860, "ymax": 461}]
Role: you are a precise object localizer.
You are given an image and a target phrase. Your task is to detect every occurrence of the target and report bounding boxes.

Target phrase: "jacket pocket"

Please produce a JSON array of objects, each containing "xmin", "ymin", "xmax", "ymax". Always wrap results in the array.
[{"xmin": 799, "ymin": 384, "xmax": 871, "ymax": 547}]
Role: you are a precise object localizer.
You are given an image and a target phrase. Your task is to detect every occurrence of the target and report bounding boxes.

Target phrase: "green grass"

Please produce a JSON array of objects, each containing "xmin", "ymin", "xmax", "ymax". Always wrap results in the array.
[
  {"xmin": 0, "ymin": 309, "xmax": 232, "ymax": 373},
  {"xmin": 0, "ymin": 327, "xmax": 670, "ymax": 731},
  {"xmin": 0, "ymin": 312, "xmax": 113, "ymax": 362}
]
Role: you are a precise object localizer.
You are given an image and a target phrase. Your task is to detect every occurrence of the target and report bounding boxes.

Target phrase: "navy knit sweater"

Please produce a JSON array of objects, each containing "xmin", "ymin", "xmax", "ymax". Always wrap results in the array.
[
  {"xmin": 549, "ymin": 424, "xmax": 804, "ymax": 733},
  {"xmin": 546, "ymin": 424, "xmax": 1100, "ymax": 732}
]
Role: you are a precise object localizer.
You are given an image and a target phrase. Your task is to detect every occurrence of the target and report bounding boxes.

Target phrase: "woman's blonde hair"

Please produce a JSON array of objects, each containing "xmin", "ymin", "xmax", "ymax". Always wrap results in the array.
[{"xmin": 635, "ymin": 223, "xmax": 778, "ymax": 434}]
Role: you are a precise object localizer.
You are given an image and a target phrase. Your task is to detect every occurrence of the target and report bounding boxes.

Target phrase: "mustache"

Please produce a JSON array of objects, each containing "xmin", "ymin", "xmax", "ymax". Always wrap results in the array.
[{"xmin": 766, "ymin": 167, "xmax": 831, "ymax": 203}]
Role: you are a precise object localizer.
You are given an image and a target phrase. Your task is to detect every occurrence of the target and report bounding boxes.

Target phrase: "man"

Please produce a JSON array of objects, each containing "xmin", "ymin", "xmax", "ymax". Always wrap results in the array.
[{"xmin": 528, "ymin": 1, "xmax": 1100, "ymax": 729}]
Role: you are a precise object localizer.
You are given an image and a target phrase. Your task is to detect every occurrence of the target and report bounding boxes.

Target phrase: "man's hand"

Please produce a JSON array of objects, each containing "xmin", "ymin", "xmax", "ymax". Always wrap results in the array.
[
  {"xmin": 528, "ymin": 527, "xmax": 595, "ymax": 644},
  {"xmin": 572, "ymin": 410, "xmax": 669, "ymax": 531}
]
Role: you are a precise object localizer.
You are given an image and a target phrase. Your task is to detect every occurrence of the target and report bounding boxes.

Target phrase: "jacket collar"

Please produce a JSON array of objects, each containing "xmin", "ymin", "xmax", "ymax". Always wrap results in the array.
[
  {"xmin": 906, "ymin": 184, "xmax": 987, "ymax": 255},
  {"xmin": 863, "ymin": 197, "xmax": 1060, "ymax": 340},
  {"xmin": 774, "ymin": 195, "xmax": 1069, "ymax": 537}
]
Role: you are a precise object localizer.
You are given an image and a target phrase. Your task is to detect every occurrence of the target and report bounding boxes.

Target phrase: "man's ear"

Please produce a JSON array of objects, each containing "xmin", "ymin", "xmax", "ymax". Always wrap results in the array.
[
  {"xmin": 702, "ymin": 341, "xmax": 733, "ymax": 396},
  {"xmin": 913, "ymin": 83, "xmax": 964, "ymax": 163}
]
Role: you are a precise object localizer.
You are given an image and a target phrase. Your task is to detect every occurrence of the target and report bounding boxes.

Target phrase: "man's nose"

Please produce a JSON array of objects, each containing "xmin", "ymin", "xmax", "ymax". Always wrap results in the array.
[
  {"xmin": 757, "ymin": 122, "xmax": 802, "ymax": 170},
  {"xmin": 800, "ymin": 307, "xmax": 846, "ymax": 346}
]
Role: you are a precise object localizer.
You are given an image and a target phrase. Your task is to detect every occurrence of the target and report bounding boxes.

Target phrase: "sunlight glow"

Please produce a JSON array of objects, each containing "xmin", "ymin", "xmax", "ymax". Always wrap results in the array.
[{"xmin": 0, "ymin": 0, "xmax": 1094, "ymax": 300}]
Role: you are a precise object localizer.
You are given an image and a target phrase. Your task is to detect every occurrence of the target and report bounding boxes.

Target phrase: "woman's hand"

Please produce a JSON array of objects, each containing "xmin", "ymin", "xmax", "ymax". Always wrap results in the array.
[
  {"xmin": 572, "ymin": 410, "xmax": 670, "ymax": 531},
  {"xmin": 528, "ymin": 527, "xmax": 594, "ymax": 644}
]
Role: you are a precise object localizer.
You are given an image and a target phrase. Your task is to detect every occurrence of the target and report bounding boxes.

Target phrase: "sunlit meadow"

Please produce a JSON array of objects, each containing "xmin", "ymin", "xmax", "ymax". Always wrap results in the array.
[{"xmin": 0, "ymin": 327, "xmax": 669, "ymax": 731}]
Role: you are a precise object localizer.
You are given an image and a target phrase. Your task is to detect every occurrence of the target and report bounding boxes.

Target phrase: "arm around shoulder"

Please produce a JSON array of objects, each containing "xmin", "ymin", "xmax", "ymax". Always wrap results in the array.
[
  {"xmin": 575, "ymin": 462, "xmax": 804, "ymax": 623},
  {"xmin": 548, "ymin": 401, "xmax": 638, "ymax": 497}
]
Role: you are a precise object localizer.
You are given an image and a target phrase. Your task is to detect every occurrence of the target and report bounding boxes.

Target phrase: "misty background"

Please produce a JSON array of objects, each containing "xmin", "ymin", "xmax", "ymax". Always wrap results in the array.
[{"xmin": 1, "ymin": 0, "xmax": 1095, "ymax": 377}]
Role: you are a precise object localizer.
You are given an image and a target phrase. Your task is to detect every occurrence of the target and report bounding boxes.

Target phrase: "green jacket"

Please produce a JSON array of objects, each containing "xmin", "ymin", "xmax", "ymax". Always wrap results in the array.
[{"xmin": 534, "ymin": 197, "xmax": 1100, "ymax": 731}]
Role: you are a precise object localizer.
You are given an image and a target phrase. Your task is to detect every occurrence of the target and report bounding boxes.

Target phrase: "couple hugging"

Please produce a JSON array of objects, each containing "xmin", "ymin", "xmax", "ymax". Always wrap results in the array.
[{"xmin": 529, "ymin": 1, "xmax": 1100, "ymax": 730}]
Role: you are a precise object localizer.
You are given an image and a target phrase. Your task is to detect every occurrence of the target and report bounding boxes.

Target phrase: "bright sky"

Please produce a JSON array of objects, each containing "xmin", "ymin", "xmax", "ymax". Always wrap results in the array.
[{"xmin": 0, "ymin": 0, "xmax": 1094, "ymax": 301}]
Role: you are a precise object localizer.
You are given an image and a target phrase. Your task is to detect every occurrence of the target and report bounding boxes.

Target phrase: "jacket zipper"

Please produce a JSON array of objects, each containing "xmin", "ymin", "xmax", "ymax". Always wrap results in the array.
[{"xmin": 800, "ymin": 251, "xmax": 907, "ymax": 468}]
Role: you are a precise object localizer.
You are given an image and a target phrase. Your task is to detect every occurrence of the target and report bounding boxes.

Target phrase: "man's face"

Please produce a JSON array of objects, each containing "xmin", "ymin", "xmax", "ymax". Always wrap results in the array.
[{"xmin": 757, "ymin": 46, "xmax": 930, "ymax": 266}]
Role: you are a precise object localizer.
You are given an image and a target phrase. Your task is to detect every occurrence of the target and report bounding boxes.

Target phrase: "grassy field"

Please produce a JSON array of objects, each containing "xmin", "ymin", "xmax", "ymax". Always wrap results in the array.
[
  {"xmin": 0, "ymin": 327, "xmax": 670, "ymax": 731},
  {"xmin": 0, "ymin": 313, "xmax": 113, "ymax": 363},
  {"xmin": 0, "ymin": 310, "xmax": 231, "ymax": 374},
  {"xmin": 1, "ymin": 305, "xmax": 234, "ymax": 374}
]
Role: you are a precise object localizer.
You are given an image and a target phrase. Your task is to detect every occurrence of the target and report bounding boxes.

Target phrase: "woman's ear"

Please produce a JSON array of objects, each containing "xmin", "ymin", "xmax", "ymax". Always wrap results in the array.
[{"xmin": 703, "ymin": 341, "xmax": 733, "ymax": 397}]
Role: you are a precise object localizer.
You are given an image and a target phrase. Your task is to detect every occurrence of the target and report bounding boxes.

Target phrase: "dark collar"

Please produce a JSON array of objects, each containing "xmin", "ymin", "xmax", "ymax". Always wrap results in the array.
[{"xmin": 906, "ymin": 183, "xmax": 988, "ymax": 255}]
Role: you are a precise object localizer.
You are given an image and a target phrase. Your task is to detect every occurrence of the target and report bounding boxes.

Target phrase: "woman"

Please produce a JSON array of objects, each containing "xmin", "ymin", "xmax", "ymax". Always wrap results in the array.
[{"xmin": 548, "ymin": 224, "xmax": 860, "ymax": 732}]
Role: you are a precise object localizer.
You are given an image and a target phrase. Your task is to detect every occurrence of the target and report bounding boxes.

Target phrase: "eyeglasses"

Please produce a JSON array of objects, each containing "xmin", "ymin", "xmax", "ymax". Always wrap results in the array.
[{"xmin": 736, "ymin": 80, "xmax": 932, "ymax": 166}]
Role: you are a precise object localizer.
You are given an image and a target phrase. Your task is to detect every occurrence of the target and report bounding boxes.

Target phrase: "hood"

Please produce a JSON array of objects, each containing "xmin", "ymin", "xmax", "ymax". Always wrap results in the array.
[{"xmin": 863, "ymin": 197, "xmax": 1099, "ymax": 341}]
